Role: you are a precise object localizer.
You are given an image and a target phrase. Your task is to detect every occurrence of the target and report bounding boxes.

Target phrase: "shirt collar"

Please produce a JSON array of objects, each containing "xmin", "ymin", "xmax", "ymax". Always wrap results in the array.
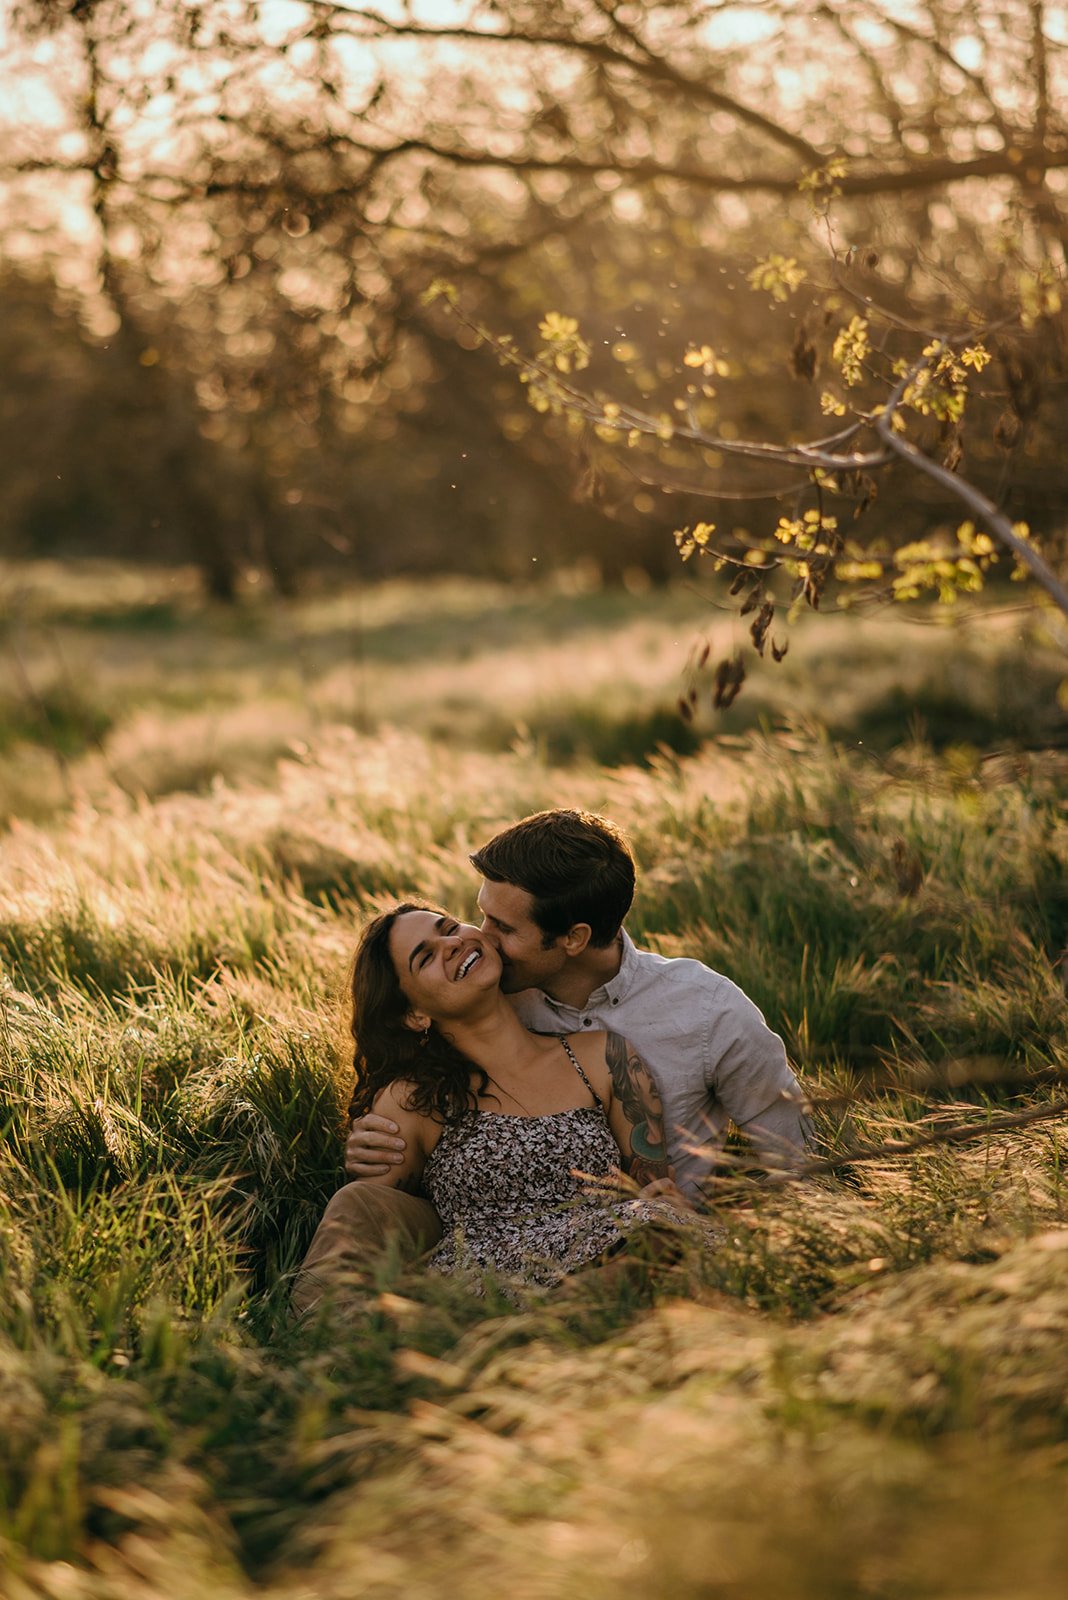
[
  {"xmin": 602, "ymin": 928, "xmax": 639, "ymax": 1004},
  {"xmin": 532, "ymin": 928, "xmax": 638, "ymax": 1012}
]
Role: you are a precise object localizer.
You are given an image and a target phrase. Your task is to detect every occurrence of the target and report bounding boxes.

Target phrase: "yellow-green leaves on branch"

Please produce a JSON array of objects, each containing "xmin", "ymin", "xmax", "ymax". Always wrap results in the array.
[
  {"xmin": 799, "ymin": 158, "xmax": 849, "ymax": 206},
  {"xmin": 773, "ymin": 509, "xmax": 839, "ymax": 553},
  {"xmin": 593, "ymin": 401, "xmax": 623, "ymax": 444},
  {"xmin": 536, "ymin": 313, "xmax": 590, "ymax": 375},
  {"xmin": 873, "ymin": 370, "xmax": 1068, "ymax": 620},
  {"xmin": 891, "ymin": 551, "xmax": 983, "ymax": 604},
  {"xmin": 831, "ymin": 316, "xmax": 870, "ymax": 387},
  {"xmin": 1006, "ymin": 520, "xmax": 1037, "ymax": 581},
  {"xmin": 517, "ymin": 312, "xmax": 594, "ymax": 417},
  {"xmin": 834, "ymin": 559, "xmax": 884, "ymax": 582},
  {"xmin": 427, "ymin": 266, "xmax": 1067, "ymax": 728},
  {"xmin": 684, "ymin": 345, "xmax": 730, "ymax": 378},
  {"xmin": 674, "ymin": 521, "xmax": 716, "ymax": 561},
  {"xmin": 891, "ymin": 339, "xmax": 991, "ymax": 425},
  {"xmin": 421, "ymin": 279, "xmax": 459, "ymax": 308},
  {"xmin": 831, "ymin": 522, "xmax": 1001, "ymax": 605},
  {"xmin": 956, "ymin": 521, "xmax": 997, "ymax": 559},
  {"xmin": 747, "ymin": 254, "xmax": 806, "ymax": 302},
  {"xmin": 1017, "ymin": 267, "xmax": 1062, "ymax": 329}
]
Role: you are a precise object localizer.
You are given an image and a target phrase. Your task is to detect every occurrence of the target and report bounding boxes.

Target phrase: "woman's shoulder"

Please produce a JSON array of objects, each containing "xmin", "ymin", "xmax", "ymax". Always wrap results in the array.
[
  {"xmin": 567, "ymin": 1029, "xmax": 656, "ymax": 1100},
  {"xmin": 557, "ymin": 1029, "xmax": 617, "ymax": 1101},
  {"xmin": 372, "ymin": 1078, "xmax": 433, "ymax": 1124},
  {"xmin": 371, "ymin": 1079, "xmax": 444, "ymax": 1156}
]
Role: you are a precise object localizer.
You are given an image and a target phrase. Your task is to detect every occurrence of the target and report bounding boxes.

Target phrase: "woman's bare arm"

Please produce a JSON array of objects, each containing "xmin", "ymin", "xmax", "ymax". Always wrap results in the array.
[{"xmin": 344, "ymin": 1081, "xmax": 431, "ymax": 1194}]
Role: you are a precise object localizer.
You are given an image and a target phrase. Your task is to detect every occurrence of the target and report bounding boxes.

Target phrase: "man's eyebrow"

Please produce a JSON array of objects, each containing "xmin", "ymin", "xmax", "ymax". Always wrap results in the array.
[{"xmin": 407, "ymin": 916, "xmax": 448, "ymax": 971}]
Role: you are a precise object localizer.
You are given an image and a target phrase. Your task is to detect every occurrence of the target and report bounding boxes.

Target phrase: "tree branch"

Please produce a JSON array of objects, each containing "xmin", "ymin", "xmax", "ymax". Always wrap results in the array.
[
  {"xmin": 11, "ymin": 136, "xmax": 1068, "ymax": 209},
  {"xmin": 875, "ymin": 355, "xmax": 1068, "ymax": 622},
  {"xmin": 1032, "ymin": 0, "xmax": 1051, "ymax": 148},
  {"xmin": 307, "ymin": 4, "xmax": 823, "ymax": 164},
  {"xmin": 798, "ymin": 1095, "xmax": 1068, "ymax": 1179},
  {"xmin": 857, "ymin": 0, "xmax": 1014, "ymax": 144},
  {"xmin": 706, "ymin": 1095, "xmax": 1068, "ymax": 1192},
  {"xmin": 434, "ymin": 293, "xmax": 893, "ymax": 475}
]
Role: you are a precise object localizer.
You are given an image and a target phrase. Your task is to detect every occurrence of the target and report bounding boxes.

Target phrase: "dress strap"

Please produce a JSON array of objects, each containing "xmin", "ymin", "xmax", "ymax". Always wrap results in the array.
[{"xmin": 559, "ymin": 1035, "xmax": 605, "ymax": 1110}]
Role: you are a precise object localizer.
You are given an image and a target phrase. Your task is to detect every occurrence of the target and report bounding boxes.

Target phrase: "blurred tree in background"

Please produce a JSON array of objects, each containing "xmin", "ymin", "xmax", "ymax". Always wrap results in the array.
[{"xmin": 0, "ymin": 0, "xmax": 1065, "ymax": 599}]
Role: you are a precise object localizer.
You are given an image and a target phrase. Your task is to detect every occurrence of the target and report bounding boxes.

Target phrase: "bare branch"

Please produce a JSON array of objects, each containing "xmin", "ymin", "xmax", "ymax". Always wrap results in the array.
[
  {"xmin": 10, "ymin": 134, "xmax": 1068, "ymax": 210},
  {"xmin": 706, "ymin": 1095, "xmax": 1068, "ymax": 1192},
  {"xmin": 856, "ymin": 0, "xmax": 1014, "ymax": 145},
  {"xmin": 307, "ymin": 3, "xmax": 823, "ymax": 165},
  {"xmin": 1032, "ymin": 0, "xmax": 1051, "ymax": 147},
  {"xmin": 797, "ymin": 1096, "xmax": 1068, "ymax": 1179}
]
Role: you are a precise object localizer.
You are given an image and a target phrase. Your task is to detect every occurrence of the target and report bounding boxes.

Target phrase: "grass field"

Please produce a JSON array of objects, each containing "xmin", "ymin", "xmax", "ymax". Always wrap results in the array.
[{"xmin": 1, "ymin": 561, "xmax": 1066, "ymax": 1598}]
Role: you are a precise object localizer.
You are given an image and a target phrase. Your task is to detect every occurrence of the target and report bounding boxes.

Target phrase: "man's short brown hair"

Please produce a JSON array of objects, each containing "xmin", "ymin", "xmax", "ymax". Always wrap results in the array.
[{"xmin": 470, "ymin": 809, "xmax": 635, "ymax": 947}]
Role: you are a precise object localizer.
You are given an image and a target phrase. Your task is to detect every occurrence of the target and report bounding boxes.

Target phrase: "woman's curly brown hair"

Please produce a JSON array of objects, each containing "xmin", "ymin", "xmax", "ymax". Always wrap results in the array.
[{"xmin": 346, "ymin": 902, "xmax": 491, "ymax": 1127}]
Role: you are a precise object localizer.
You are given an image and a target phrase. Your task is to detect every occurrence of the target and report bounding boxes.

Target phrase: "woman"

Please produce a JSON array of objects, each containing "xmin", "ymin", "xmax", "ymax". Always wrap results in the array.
[{"xmin": 347, "ymin": 901, "xmax": 693, "ymax": 1288}]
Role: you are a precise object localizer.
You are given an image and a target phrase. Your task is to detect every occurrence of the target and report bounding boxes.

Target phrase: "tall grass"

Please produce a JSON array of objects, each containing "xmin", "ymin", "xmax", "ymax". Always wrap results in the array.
[{"xmin": 0, "ymin": 566, "xmax": 1065, "ymax": 1597}]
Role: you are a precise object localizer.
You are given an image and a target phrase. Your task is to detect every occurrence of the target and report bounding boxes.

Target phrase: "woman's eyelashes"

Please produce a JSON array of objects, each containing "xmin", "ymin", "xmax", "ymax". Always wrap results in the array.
[{"xmin": 419, "ymin": 923, "xmax": 460, "ymax": 970}]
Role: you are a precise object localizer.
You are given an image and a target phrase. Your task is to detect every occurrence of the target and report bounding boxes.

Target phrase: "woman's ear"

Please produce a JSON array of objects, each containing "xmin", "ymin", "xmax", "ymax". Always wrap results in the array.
[{"xmin": 403, "ymin": 1008, "xmax": 432, "ymax": 1035}]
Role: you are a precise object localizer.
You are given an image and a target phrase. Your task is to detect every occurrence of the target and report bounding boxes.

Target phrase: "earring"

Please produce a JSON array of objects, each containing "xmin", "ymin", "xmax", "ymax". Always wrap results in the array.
[{"xmin": 420, "ymin": 1024, "xmax": 431, "ymax": 1047}]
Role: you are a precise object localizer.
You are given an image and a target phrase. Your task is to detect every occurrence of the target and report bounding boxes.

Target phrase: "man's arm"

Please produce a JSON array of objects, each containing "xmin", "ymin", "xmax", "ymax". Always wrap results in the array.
[
  {"xmin": 705, "ymin": 980, "xmax": 812, "ymax": 1171},
  {"xmin": 344, "ymin": 1109, "xmax": 409, "ymax": 1178},
  {"xmin": 603, "ymin": 1032, "xmax": 672, "ymax": 1187},
  {"xmin": 344, "ymin": 1084, "xmax": 426, "ymax": 1191},
  {"xmin": 737, "ymin": 1091, "xmax": 814, "ymax": 1172}
]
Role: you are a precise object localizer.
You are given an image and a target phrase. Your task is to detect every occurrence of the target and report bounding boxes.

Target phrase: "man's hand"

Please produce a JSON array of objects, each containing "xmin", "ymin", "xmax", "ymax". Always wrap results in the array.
[
  {"xmin": 637, "ymin": 1176, "xmax": 695, "ymax": 1214},
  {"xmin": 344, "ymin": 1113, "xmax": 408, "ymax": 1178}
]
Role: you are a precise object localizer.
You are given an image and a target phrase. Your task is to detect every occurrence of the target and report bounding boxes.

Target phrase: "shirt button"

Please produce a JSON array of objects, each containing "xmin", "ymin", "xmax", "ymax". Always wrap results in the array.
[
  {"xmin": 583, "ymin": 1018, "xmax": 591, "ymax": 1026},
  {"xmin": 611, "ymin": 998, "xmax": 619, "ymax": 1005}
]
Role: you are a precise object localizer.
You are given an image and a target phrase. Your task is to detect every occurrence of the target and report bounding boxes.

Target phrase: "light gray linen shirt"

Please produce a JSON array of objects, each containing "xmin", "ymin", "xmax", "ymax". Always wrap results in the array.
[{"xmin": 511, "ymin": 931, "xmax": 809, "ymax": 1198}]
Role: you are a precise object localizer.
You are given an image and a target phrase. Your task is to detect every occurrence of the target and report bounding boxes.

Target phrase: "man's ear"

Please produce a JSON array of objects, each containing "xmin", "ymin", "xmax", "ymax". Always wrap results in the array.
[
  {"xmin": 403, "ymin": 1008, "xmax": 431, "ymax": 1034},
  {"xmin": 561, "ymin": 923, "xmax": 593, "ymax": 957}
]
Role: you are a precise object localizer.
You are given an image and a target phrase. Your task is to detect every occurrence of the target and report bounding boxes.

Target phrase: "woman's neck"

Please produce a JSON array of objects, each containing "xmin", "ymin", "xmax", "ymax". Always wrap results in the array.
[{"xmin": 436, "ymin": 993, "xmax": 539, "ymax": 1075}]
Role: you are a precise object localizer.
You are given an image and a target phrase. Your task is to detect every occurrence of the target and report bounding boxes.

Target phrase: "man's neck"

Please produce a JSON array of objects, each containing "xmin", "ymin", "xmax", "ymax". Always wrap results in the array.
[{"xmin": 539, "ymin": 933, "xmax": 624, "ymax": 1010}]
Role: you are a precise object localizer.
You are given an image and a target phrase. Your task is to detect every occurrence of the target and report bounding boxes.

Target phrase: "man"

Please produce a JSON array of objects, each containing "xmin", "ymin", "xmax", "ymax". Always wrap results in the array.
[{"xmin": 292, "ymin": 810, "xmax": 809, "ymax": 1315}]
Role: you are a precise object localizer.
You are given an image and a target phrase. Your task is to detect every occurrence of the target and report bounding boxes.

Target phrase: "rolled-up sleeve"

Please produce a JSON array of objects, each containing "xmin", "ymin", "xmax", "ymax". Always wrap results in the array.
[{"xmin": 704, "ymin": 979, "xmax": 811, "ymax": 1167}]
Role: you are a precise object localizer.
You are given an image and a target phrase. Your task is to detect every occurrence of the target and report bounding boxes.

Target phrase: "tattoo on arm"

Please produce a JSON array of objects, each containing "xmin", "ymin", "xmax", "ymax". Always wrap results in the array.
[{"xmin": 604, "ymin": 1032, "xmax": 670, "ymax": 1180}]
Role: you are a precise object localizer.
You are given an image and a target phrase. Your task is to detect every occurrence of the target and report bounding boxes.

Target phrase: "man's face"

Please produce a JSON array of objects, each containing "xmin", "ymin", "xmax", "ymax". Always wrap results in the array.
[{"xmin": 476, "ymin": 878, "xmax": 569, "ymax": 994}]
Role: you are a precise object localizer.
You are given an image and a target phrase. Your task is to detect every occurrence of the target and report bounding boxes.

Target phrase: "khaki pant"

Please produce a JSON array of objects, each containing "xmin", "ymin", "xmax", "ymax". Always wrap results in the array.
[{"xmin": 291, "ymin": 1183, "xmax": 443, "ymax": 1318}]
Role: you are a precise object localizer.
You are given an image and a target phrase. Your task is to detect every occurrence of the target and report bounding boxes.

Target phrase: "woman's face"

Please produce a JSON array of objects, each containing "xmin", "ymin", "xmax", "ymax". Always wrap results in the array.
[{"xmin": 388, "ymin": 908, "xmax": 501, "ymax": 1020}]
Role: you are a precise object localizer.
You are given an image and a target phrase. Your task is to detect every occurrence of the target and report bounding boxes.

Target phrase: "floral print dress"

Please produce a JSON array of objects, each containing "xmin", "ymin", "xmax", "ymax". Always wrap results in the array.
[{"xmin": 421, "ymin": 1037, "xmax": 683, "ymax": 1286}]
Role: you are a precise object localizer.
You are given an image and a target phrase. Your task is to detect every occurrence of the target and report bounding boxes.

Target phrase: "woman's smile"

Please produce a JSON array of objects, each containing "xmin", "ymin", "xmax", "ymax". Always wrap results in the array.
[
  {"xmin": 388, "ymin": 910, "xmax": 502, "ymax": 1006},
  {"xmin": 454, "ymin": 947, "xmax": 483, "ymax": 980}
]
